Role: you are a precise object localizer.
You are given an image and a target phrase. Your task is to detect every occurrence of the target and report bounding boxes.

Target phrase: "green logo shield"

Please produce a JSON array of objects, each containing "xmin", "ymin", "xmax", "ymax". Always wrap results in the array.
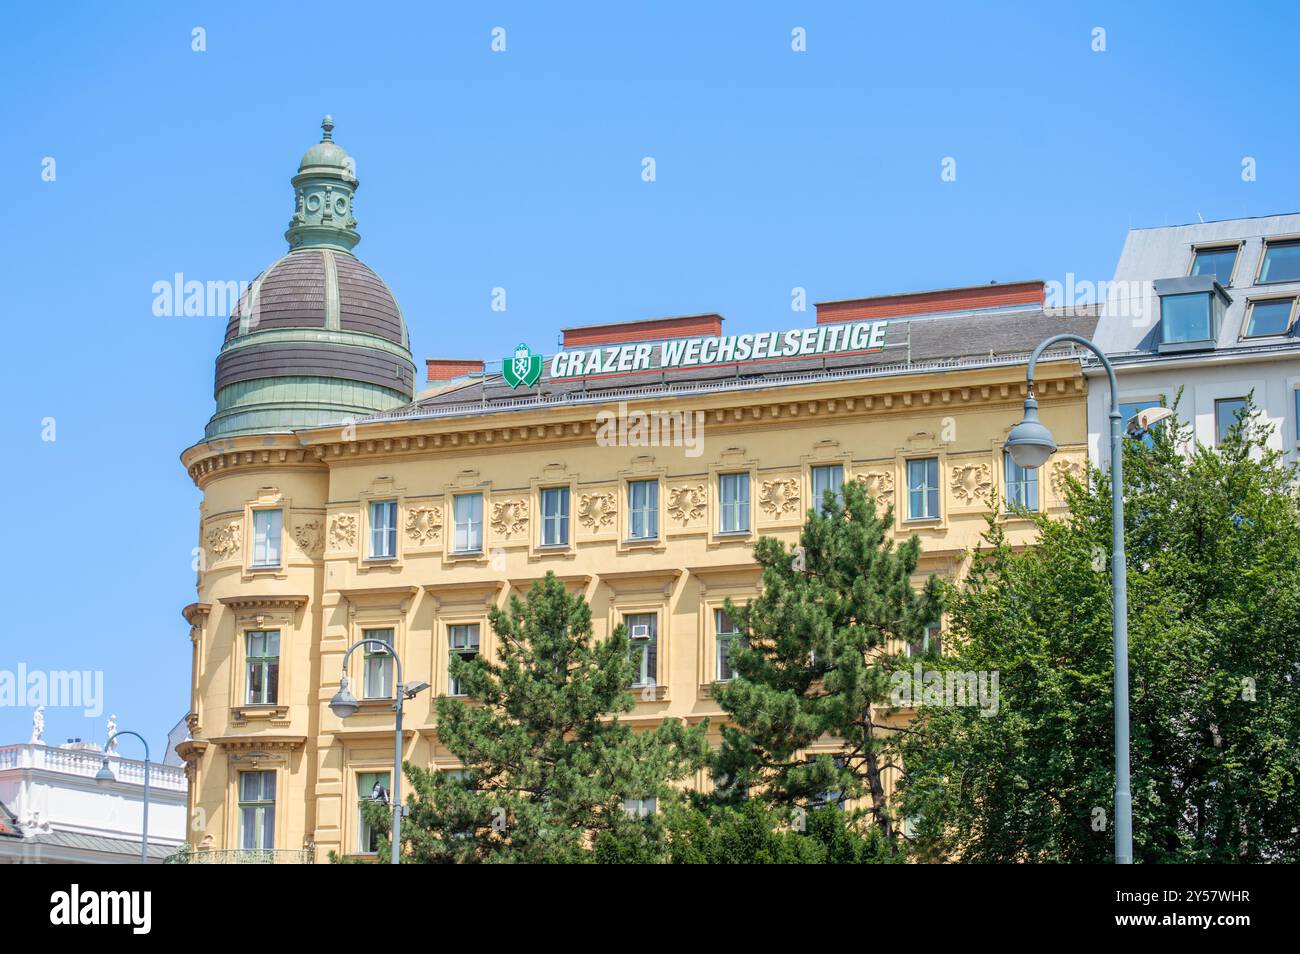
[{"xmin": 502, "ymin": 343, "xmax": 542, "ymax": 388}]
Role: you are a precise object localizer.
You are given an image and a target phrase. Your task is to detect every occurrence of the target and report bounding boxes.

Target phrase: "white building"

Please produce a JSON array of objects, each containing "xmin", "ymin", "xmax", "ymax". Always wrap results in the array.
[
  {"xmin": 0, "ymin": 741, "xmax": 186, "ymax": 864},
  {"xmin": 1089, "ymin": 213, "xmax": 1300, "ymax": 464}
]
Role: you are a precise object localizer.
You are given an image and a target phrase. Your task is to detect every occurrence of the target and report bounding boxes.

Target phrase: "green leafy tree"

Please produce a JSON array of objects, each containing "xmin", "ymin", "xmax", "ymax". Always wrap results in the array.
[
  {"xmin": 385, "ymin": 571, "xmax": 710, "ymax": 863},
  {"xmin": 901, "ymin": 398, "xmax": 1300, "ymax": 862},
  {"xmin": 712, "ymin": 477, "xmax": 943, "ymax": 848}
]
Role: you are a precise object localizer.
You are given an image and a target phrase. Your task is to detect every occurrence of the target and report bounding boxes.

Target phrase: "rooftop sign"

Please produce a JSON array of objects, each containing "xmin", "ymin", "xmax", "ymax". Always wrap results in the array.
[{"xmin": 549, "ymin": 320, "xmax": 888, "ymax": 380}]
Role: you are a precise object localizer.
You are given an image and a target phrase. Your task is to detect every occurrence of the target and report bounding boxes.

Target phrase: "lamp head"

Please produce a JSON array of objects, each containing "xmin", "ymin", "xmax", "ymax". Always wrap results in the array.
[
  {"xmin": 1006, "ymin": 397, "xmax": 1057, "ymax": 470},
  {"xmin": 404, "ymin": 681, "xmax": 431, "ymax": 699},
  {"xmin": 1126, "ymin": 405, "xmax": 1174, "ymax": 437},
  {"xmin": 94, "ymin": 757, "xmax": 116, "ymax": 787},
  {"xmin": 329, "ymin": 673, "xmax": 360, "ymax": 719}
]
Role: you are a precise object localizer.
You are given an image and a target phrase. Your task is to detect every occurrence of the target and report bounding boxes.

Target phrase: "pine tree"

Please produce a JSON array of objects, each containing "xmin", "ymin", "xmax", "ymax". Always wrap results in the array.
[
  {"xmin": 388, "ymin": 571, "xmax": 710, "ymax": 863},
  {"xmin": 900, "ymin": 397, "xmax": 1300, "ymax": 862},
  {"xmin": 712, "ymin": 477, "xmax": 943, "ymax": 848}
]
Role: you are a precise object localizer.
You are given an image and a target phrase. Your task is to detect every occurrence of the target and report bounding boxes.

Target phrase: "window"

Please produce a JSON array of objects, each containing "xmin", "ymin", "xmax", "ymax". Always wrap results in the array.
[
  {"xmin": 811, "ymin": 464, "xmax": 844, "ymax": 513},
  {"xmin": 245, "ymin": 631, "xmax": 280, "ymax": 706},
  {"xmin": 810, "ymin": 755, "xmax": 847, "ymax": 812},
  {"xmin": 623, "ymin": 797, "xmax": 656, "ymax": 819},
  {"xmin": 1215, "ymin": 397, "xmax": 1248, "ymax": 446},
  {"xmin": 540, "ymin": 486, "xmax": 570, "ymax": 547},
  {"xmin": 906, "ymin": 458, "xmax": 940, "ymax": 520},
  {"xmin": 238, "ymin": 771, "xmax": 276, "ymax": 851},
  {"xmin": 1244, "ymin": 298, "xmax": 1297, "ymax": 338},
  {"xmin": 452, "ymin": 493, "xmax": 483, "ymax": 553},
  {"xmin": 250, "ymin": 509, "xmax": 282, "ymax": 568},
  {"xmin": 362, "ymin": 628, "xmax": 394, "ymax": 699},
  {"xmin": 1120, "ymin": 400, "xmax": 1162, "ymax": 448},
  {"xmin": 718, "ymin": 472, "xmax": 750, "ymax": 533},
  {"xmin": 1190, "ymin": 245, "xmax": 1238, "ymax": 286},
  {"xmin": 356, "ymin": 771, "xmax": 390, "ymax": 854},
  {"xmin": 625, "ymin": 613, "xmax": 657, "ymax": 687},
  {"xmin": 1004, "ymin": 451, "xmax": 1039, "ymax": 511},
  {"xmin": 368, "ymin": 500, "xmax": 397, "ymax": 559},
  {"xmin": 906, "ymin": 623, "xmax": 943, "ymax": 659},
  {"xmin": 1259, "ymin": 239, "xmax": 1300, "ymax": 284},
  {"xmin": 628, "ymin": 480, "xmax": 659, "ymax": 540},
  {"xmin": 1160, "ymin": 293, "xmax": 1219, "ymax": 343},
  {"xmin": 715, "ymin": 609, "xmax": 744, "ymax": 682},
  {"xmin": 448, "ymin": 623, "xmax": 480, "ymax": 696}
]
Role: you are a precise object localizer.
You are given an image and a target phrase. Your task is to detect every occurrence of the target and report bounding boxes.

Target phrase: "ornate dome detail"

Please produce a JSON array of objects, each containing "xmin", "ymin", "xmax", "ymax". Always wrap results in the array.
[{"xmin": 204, "ymin": 118, "xmax": 415, "ymax": 440}]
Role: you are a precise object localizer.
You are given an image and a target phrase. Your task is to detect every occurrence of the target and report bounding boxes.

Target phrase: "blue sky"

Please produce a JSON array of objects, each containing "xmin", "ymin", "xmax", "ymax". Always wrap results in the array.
[{"xmin": 1, "ymin": 1, "xmax": 1297, "ymax": 755}]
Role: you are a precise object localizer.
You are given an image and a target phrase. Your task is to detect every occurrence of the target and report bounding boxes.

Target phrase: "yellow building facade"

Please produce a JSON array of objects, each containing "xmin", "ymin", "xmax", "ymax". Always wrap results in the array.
[{"xmin": 176, "ymin": 122, "xmax": 1096, "ymax": 862}]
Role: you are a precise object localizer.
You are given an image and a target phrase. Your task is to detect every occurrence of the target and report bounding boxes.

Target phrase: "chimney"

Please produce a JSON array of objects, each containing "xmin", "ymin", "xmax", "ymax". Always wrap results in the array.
[
  {"xmin": 815, "ymin": 281, "xmax": 1045, "ymax": 324},
  {"xmin": 425, "ymin": 358, "xmax": 484, "ymax": 383},
  {"xmin": 561, "ymin": 313, "xmax": 723, "ymax": 348}
]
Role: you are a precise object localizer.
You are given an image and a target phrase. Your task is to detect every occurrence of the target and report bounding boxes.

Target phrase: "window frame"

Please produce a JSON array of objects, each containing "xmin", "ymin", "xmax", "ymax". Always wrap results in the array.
[
  {"xmin": 249, "ymin": 508, "xmax": 283, "ymax": 569},
  {"xmin": 361, "ymin": 627, "xmax": 396, "ymax": 700},
  {"xmin": 539, "ymin": 486, "xmax": 570, "ymax": 548},
  {"xmin": 624, "ymin": 612, "xmax": 659, "ymax": 688},
  {"xmin": 627, "ymin": 479, "xmax": 660, "ymax": 542},
  {"xmin": 451, "ymin": 492, "xmax": 484, "ymax": 554},
  {"xmin": 367, "ymin": 499, "xmax": 398, "ymax": 560},
  {"xmin": 238, "ymin": 769, "xmax": 277, "ymax": 852},
  {"xmin": 810, "ymin": 463, "xmax": 845, "ymax": 514},
  {"xmin": 1003, "ymin": 450, "xmax": 1039, "ymax": 513},
  {"xmin": 244, "ymin": 630, "xmax": 280, "ymax": 706},
  {"xmin": 447, "ymin": 622, "xmax": 481, "ymax": 697},
  {"xmin": 356, "ymin": 770, "xmax": 391, "ymax": 855},
  {"xmin": 1187, "ymin": 242, "xmax": 1241, "ymax": 287},
  {"xmin": 905, "ymin": 457, "xmax": 940, "ymax": 521},
  {"xmin": 718, "ymin": 472, "xmax": 751, "ymax": 534},
  {"xmin": 1257, "ymin": 237, "xmax": 1300, "ymax": 286},
  {"xmin": 1241, "ymin": 296, "xmax": 1299, "ymax": 339},
  {"xmin": 714, "ymin": 608, "xmax": 744, "ymax": 682},
  {"xmin": 1214, "ymin": 397, "xmax": 1249, "ymax": 447}
]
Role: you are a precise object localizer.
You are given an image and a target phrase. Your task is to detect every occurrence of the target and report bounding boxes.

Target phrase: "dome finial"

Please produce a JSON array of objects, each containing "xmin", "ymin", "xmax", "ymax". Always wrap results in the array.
[
  {"xmin": 321, "ymin": 114, "xmax": 334, "ymax": 142},
  {"xmin": 286, "ymin": 116, "xmax": 359, "ymax": 252}
]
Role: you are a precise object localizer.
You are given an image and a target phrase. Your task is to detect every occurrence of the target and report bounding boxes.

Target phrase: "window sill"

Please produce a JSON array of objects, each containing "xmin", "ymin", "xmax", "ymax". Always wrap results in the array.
[
  {"xmin": 715, "ymin": 530, "xmax": 751, "ymax": 538},
  {"xmin": 247, "ymin": 564, "xmax": 281, "ymax": 572},
  {"xmin": 231, "ymin": 704, "xmax": 288, "ymax": 723},
  {"xmin": 904, "ymin": 516, "xmax": 942, "ymax": 526},
  {"xmin": 631, "ymin": 684, "xmax": 669, "ymax": 702},
  {"xmin": 624, "ymin": 536, "xmax": 660, "ymax": 546},
  {"xmin": 364, "ymin": 556, "xmax": 398, "ymax": 564},
  {"xmin": 447, "ymin": 549, "xmax": 484, "ymax": 559}
]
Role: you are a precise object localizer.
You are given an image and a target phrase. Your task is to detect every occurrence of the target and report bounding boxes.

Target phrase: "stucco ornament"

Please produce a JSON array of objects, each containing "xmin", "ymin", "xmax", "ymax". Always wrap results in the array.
[
  {"xmin": 30, "ymin": 706, "xmax": 44, "ymax": 745},
  {"xmin": 854, "ymin": 471, "xmax": 895, "ymax": 510},
  {"xmin": 329, "ymin": 513, "xmax": 358, "ymax": 550},
  {"xmin": 206, "ymin": 520, "xmax": 241, "ymax": 561},
  {"xmin": 950, "ymin": 462, "xmax": 992, "ymax": 504},
  {"xmin": 758, "ymin": 478, "xmax": 800, "ymax": 516},
  {"xmin": 491, "ymin": 500, "xmax": 528, "ymax": 539},
  {"xmin": 667, "ymin": 485, "xmax": 706, "ymax": 525},
  {"xmin": 293, "ymin": 520, "xmax": 323, "ymax": 555},
  {"xmin": 1051, "ymin": 458, "xmax": 1085, "ymax": 498},
  {"xmin": 577, "ymin": 492, "xmax": 616, "ymax": 529},
  {"xmin": 405, "ymin": 506, "xmax": 442, "ymax": 545}
]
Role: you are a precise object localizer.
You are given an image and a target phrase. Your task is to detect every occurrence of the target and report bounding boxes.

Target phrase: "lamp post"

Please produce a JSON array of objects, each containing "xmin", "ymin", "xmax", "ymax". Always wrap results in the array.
[
  {"xmin": 1005, "ymin": 334, "xmax": 1171, "ymax": 865},
  {"xmin": 95, "ymin": 730, "xmax": 150, "ymax": 865},
  {"xmin": 328, "ymin": 637, "xmax": 429, "ymax": 864}
]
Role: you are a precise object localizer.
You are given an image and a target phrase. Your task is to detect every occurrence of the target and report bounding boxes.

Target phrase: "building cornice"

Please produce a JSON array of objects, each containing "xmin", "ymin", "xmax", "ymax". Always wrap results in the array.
[{"xmin": 181, "ymin": 358, "xmax": 1087, "ymax": 488}]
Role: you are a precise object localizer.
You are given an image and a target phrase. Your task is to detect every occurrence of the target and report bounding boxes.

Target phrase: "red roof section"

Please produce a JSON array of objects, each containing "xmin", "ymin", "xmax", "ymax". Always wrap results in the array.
[
  {"xmin": 561, "ymin": 313, "xmax": 723, "ymax": 347},
  {"xmin": 425, "ymin": 358, "xmax": 484, "ymax": 383},
  {"xmin": 815, "ymin": 281, "xmax": 1044, "ymax": 324}
]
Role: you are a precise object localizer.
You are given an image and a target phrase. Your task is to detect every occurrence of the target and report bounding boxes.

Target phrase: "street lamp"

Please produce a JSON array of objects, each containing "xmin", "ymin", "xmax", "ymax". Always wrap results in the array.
[
  {"xmin": 330, "ymin": 637, "xmax": 428, "ymax": 864},
  {"xmin": 1007, "ymin": 334, "xmax": 1169, "ymax": 865},
  {"xmin": 95, "ymin": 729, "xmax": 151, "ymax": 865}
]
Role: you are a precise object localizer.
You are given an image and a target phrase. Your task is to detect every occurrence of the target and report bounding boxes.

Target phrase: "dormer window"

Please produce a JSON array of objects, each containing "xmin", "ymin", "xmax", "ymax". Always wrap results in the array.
[
  {"xmin": 1243, "ymin": 297, "xmax": 1298, "ymax": 338},
  {"xmin": 1189, "ymin": 245, "xmax": 1239, "ymax": 286},
  {"xmin": 1258, "ymin": 239, "xmax": 1300, "ymax": 285},
  {"xmin": 1155, "ymin": 276, "xmax": 1230, "ymax": 353}
]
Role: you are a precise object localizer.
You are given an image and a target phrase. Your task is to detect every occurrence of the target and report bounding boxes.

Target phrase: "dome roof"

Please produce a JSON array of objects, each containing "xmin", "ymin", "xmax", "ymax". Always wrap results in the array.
[
  {"xmin": 204, "ymin": 117, "xmax": 416, "ymax": 441},
  {"xmin": 222, "ymin": 249, "xmax": 408, "ymax": 346}
]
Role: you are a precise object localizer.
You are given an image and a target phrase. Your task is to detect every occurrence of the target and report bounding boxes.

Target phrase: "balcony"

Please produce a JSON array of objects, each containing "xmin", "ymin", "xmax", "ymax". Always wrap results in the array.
[{"xmin": 164, "ymin": 846, "xmax": 313, "ymax": 864}]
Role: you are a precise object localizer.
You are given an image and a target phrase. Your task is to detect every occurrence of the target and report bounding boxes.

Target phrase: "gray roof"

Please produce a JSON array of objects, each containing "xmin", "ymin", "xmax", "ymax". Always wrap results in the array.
[
  {"xmin": 375, "ymin": 306, "xmax": 1099, "ymax": 421},
  {"xmin": 26, "ymin": 830, "xmax": 175, "ymax": 860},
  {"xmin": 0, "ymin": 801, "xmax": 19, "ymax": 838}
]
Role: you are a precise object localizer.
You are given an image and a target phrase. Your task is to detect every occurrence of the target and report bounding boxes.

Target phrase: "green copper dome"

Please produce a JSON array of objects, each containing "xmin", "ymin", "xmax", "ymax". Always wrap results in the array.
[{"xmin": 204, "ymin": 117, "xmax": 416, "ymax": 440}]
